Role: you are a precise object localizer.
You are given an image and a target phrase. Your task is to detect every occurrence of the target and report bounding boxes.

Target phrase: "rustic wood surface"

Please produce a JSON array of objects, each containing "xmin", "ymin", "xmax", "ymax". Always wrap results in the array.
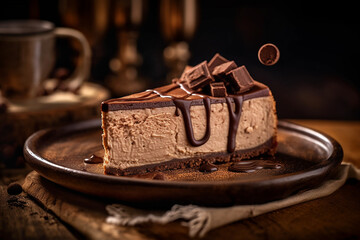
[{"xmin": 1, "ymin": 120, "xmax": 360, "ymax": 240}]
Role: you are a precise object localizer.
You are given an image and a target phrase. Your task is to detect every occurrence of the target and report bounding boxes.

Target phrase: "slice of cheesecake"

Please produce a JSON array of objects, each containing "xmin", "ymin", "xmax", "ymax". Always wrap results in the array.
[{"xmin": 101, "ymin": 54, "xmax": 277, "ymax": 176}]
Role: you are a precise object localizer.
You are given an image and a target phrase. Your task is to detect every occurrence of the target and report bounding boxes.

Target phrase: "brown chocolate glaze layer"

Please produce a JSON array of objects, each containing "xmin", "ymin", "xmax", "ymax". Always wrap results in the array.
[
  {"xmin": 101, "ymin": 81, "xmax": 270, "ymax": 112},
  {"xmin": 105, "ymin": 136, "xmax": 277, "ymax": 176},
  {"xmin": 173, "ymin": 97, "xmax": 212, "ymax": 146}
]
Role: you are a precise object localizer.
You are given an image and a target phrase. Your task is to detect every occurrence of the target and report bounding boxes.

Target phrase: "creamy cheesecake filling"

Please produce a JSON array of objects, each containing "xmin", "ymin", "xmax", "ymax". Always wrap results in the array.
[{"xmin": 102, "ymin": 96, "xmax": 276, "ymax": 170}]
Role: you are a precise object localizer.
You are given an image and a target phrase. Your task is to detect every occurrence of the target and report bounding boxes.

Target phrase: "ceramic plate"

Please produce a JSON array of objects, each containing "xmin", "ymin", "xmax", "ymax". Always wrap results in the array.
[{"xmin": 24, "ymin": 120, "xmax": 343, "ymax": 207}]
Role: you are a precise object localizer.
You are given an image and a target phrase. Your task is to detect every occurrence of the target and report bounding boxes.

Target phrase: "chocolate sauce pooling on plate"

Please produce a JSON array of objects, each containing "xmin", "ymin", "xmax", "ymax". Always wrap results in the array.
[{"xmin": 228, "ymin": 160, "xmax": 282, "ymax": 173}]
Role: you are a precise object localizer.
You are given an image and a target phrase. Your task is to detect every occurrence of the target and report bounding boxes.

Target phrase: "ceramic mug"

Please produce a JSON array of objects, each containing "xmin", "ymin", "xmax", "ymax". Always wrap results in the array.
[{"xmin": 0, "ymin": 20, "xmax": 91, "ymax": 99}]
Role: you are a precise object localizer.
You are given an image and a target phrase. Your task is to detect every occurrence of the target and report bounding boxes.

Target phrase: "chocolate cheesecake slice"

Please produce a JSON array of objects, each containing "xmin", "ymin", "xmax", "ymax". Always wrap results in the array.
[{"xmin": 101, "ymin": 54, "xmax": 277, "ymax": 176}]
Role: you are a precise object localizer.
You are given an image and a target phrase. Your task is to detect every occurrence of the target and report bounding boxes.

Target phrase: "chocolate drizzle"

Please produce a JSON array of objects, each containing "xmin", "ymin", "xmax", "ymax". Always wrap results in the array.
[
  {"xmin": 173, "ymin": 98, "xmax": 211, "ymax": 146},
  {"xmin": 225, "ymin": 96, "xmax": 244, "ymax": 152}
]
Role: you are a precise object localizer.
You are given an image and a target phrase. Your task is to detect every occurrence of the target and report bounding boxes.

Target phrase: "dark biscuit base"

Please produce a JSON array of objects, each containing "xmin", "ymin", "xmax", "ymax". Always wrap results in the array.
[{"xmin": 105, "ymin": 136, "xmax": 277, "ymax": 176}]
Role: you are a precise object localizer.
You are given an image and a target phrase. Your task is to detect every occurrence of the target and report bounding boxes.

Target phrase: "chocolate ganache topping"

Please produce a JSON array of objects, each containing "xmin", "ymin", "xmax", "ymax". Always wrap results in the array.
[{"xmin": 102, "ymin": 54, "xmax": 270, "ymax": 153}]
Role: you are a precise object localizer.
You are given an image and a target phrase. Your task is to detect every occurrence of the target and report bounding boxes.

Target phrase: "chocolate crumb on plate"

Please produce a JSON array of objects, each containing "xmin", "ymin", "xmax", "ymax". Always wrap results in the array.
[
  {"xmin": 199, "ymin": 162, "xmax": 218, "ymax": 173},
  {"xmin": 153, "ymin": 173, "xmax": 167, "ymax": 180},
  {"xmin": 7, "ymin": 182, "xmax": 23, "ymax": 195},
  {"xmin": 84, "ymin": 154, "xmax": 103, "ymax": 164}
]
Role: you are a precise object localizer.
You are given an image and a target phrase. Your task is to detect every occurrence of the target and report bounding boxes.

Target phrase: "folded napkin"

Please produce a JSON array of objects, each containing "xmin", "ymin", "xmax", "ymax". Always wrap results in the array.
[{"xmin": 106, "ymin": 163, "xmax": 360, "ymax": 238}]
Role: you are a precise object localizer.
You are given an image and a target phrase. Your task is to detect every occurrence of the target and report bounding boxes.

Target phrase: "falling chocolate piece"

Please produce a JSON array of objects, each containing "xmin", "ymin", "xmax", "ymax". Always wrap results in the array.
[
  {"xmin": 208, "ymin": 53, "xmax": 229, "ymax": 73},
  {"xmin": 210, "ymin": 82, "xmax": 227, "ymax": 97},
  {"xmin": 226, "ymin": 66, "xmax": 255, "ymax": 93},
  {"xmin": 212, "ymin": 61, "xmax": 238, "ymax": 83},
  {"xmin": 184, "ymin": 61, "xmax": 214, "ymax": 90},
  {"xmin": 258, "ymin": 43, "xmax": 280, "ymax": 66}
]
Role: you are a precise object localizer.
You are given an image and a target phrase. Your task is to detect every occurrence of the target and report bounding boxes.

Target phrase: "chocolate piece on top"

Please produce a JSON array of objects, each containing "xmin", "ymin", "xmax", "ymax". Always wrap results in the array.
[
  {"xmin": 212, "ymin": 61, "xmax": 237, "ymax": 84},
  {"xmin": 184, "ymin": 61, "xmax": 214, "ymax": 90},
  {"xmin": 208, "ymin": 53, "xmax": 229, "ymax": 73},
  {"xmin": 226, "ymin": 66, "xmax": 255, "ymax": 93},
  {"xmin": 210, "ymin": 82, "xmax": 227, "ymax": 97},
  {"xmin": 179, "ymin": 65, "xmax": 193, "ymax": 82}
]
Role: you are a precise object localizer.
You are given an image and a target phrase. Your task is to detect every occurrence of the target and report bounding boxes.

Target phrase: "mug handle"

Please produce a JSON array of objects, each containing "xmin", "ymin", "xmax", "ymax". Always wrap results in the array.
[{"xmin": 54, "ymin": 27, "xmax": 91, "ymax": 90}]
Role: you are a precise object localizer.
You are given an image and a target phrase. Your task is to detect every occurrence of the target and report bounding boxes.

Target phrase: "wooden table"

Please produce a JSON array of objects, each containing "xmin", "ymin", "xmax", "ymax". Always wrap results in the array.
[{"xmin": 1, "ymin": 120, "xmax": 360, "ymax": 240}]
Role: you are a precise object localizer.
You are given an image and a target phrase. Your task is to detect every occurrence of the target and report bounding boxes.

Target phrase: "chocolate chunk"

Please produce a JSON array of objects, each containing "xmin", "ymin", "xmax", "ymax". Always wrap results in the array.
[
  {"xmin": 226, "ymin": 66, "xmax": 255, "ymax": 93},
  {"xmin": 7, "ymin": 182, "xmax": 23, "ymax": 195},
  {"xmin": 184, "ymin": 61, "xmax": 214, "ymax": 90},
  {"xmin": 208, "ymin": 53, "xmax": 229, "ymax": 73},
  {"xmin": 212, "ymin": 61, "xmax": 237, "ymax": 83},
  {"xmin": 210, "ymin": 82, "xmax": 227, "ymax": 97},
  {"xmin": 258, "ymin": 43, "xmax": 280, "ymax": 66},
  {"xmin": 179, "ymin": 65, "xmax": 193, "ymax": 82}
]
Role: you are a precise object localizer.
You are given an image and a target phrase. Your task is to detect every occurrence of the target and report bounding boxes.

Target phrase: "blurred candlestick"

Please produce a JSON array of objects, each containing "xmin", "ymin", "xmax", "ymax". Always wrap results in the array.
[
  {"xmin": 160, "ymin": 0, "xmax": 198, "ymax": 82},
  {"xmin": 106, "ymin": 0, "xmax": 147, "ymax": 96}
]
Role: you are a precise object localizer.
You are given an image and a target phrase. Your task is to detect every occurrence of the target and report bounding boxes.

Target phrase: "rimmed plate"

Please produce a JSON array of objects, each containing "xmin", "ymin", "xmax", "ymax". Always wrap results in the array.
[{"xmin": 24, "ymin": 120, "xmax": 343, "ymax": 207}]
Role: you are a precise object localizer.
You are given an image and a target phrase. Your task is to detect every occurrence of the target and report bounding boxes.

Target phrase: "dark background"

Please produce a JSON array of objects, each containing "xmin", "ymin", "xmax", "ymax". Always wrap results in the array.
[{"xmin": 1, "ymin": 1, "xmax": 359, "ymax": 120}]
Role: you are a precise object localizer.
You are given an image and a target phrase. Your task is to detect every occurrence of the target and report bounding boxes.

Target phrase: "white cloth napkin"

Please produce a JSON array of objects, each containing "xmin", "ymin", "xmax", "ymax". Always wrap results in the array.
[{"xmin": 106, "ymin": 163, "xmax": 360, "ymax": 238}]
